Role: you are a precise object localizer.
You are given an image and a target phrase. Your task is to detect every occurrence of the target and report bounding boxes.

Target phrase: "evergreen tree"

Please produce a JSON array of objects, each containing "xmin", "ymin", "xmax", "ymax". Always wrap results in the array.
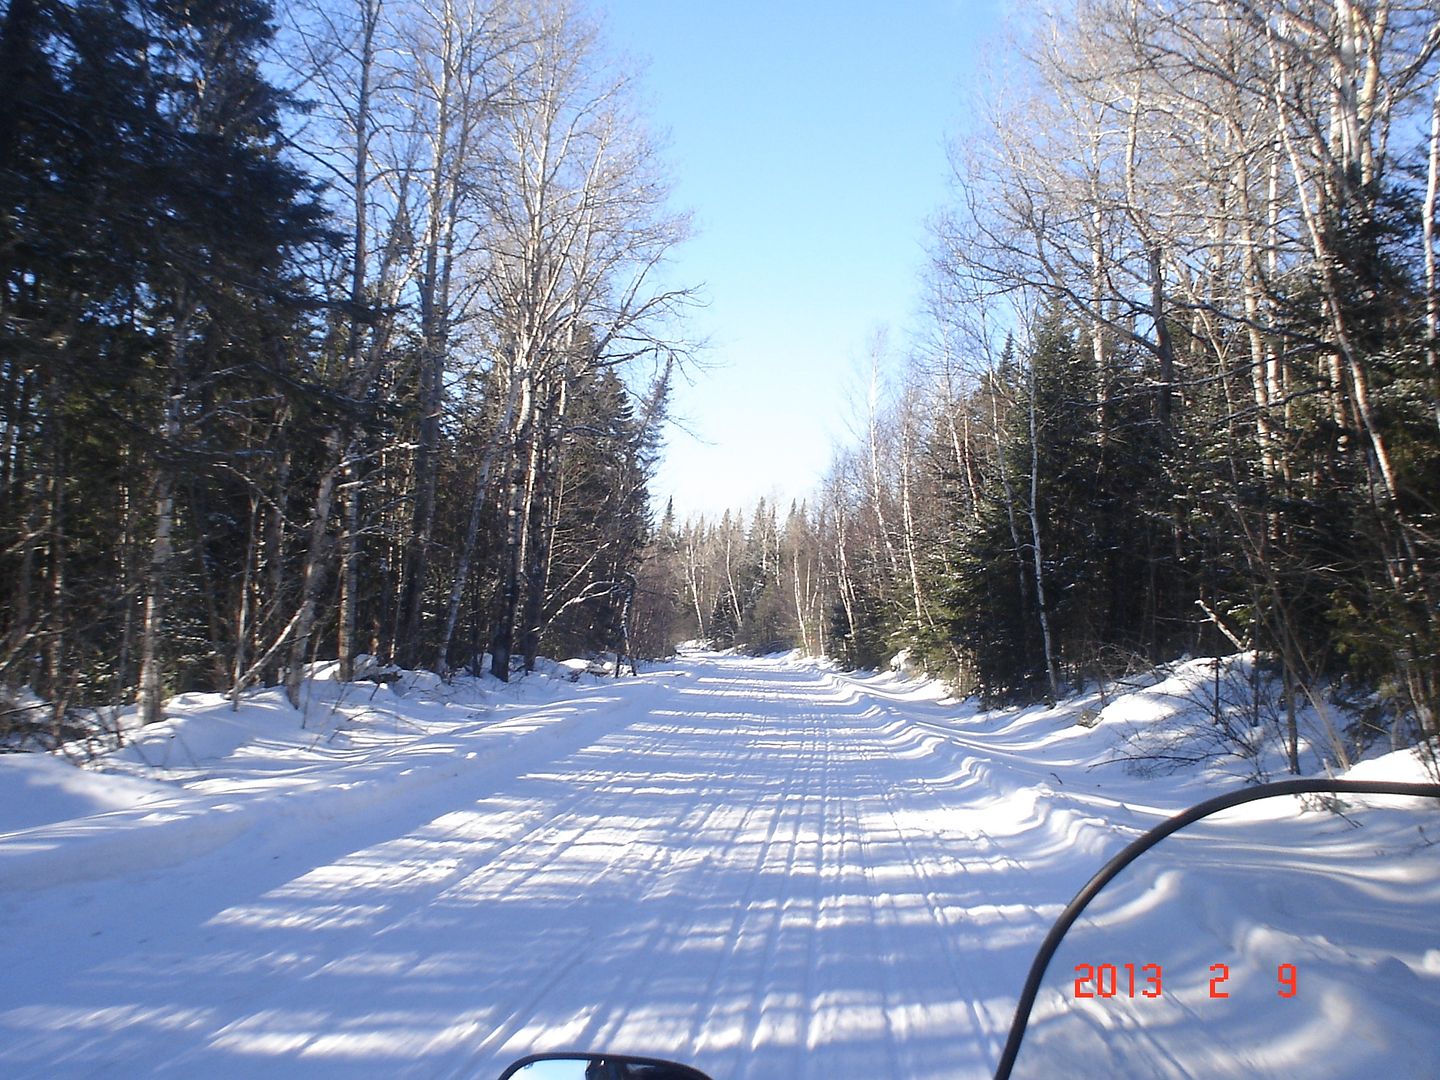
[{"xmin": 0, "ymin": 0, "xmax": 329, "ymax": 723}]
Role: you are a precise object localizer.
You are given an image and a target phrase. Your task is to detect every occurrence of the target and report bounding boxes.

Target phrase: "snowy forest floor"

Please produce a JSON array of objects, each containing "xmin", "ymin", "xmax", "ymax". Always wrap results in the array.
[{"xmin": 1, "ymin": 651, "xmax": 1437, "ymax": 1079}]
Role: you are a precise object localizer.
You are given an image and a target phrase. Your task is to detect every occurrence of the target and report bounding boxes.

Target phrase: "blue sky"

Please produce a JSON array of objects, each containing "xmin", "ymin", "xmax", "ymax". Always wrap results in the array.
[{"xmin": 598, "ymin": 1, "xmax": 1010, "ymax": 520}]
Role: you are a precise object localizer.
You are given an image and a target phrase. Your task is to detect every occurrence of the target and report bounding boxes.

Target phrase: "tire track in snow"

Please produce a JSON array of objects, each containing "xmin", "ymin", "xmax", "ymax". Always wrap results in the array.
[
  {"xmin": 677, "ymin": 657, "xmax": 1048, "ymax": 1080},
  {"xmin": 830, "ymin": 675, "xmax": 1102, "ymax": 1078},
  {"xmin": 830, "ymin": 745, "xmax": 907, "ymax": 1080},
  {"xmin": 2, "ymin": 682, "xmax": 698, "ymax": 1079},
  {"xmin": 845, "ymin": 698, "xmax": 1021, "ymax": 1078},
  {"xmin": 745, "ymin": 707, "xmax": 824, "ymax": 1077},
  {"xmin": 556, "ymin": 713, "xmax": 784, "ymax": 1058},
  {"xmin": 694, "ymin": 696, "xmax": 823, "ymax": 1080},
  {"xmin": 649, "ymin": 659, "xmax": 1028, "ymax": 1079},
  {"xmin": 852, "ymin": 744, "xmax": 1004, "ymax": 1078},
  {"xmin": 374, "ymin": 711, "xmax": 746, "ymax": 1067},
  {"xmin": 443, "ymin": 680, "xmax": 847, "ymax": 1076},
  {"xmin": 187, "ymin": 716, "xmax": 694, "ymax": 1074}
]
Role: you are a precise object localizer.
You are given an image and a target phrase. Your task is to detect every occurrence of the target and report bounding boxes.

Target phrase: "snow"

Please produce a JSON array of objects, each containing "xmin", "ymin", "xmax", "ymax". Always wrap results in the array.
[{"xmin": 0, "ymin": 651, "xmax": 1435, "ymax": 1079}]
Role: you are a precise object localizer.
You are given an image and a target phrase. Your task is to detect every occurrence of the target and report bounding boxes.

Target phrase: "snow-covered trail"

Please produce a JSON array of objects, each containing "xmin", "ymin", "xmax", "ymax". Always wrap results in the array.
[
  {"xmin": 1, "ymin": 652, "xmax": 1437, "ymax": 1079},
  {"xmin": 0, "ymin": 654, "xmax": 1078, "ymax": 1079}
]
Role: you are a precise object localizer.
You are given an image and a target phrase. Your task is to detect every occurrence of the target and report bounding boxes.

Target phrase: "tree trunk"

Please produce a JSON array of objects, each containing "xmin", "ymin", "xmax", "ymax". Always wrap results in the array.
[
  {"xmin": 899, "ymin": 397, "xmax": 927, "ymax": 630},
  {"xmin": 395, "ymin": 338, "xmax": 443, "ymax": 666},
  {"xmin": 284, "ymin": 429, "xmax": 345, "ymax": 707},
  {"xmin": 489, "ymin": 374, "xmax": 536, "ymax": 681},
  {"xmin": 337, "ymin": 2, "xmax": 377, "ymax": 681},
  {"xmin": 138, "ymin": 459, "xmax": 176, "ymax": 725},
  {"xmin": 519, "ymin": 381, "xmax": 567, "ymax": 671},
  {"xmin": 1148, "ymin": 245, "xmax": 1174, "ymax": 434},
  {"xmin": 1424, "ymin": 76, "xmax": 1439, "ymax": 430},
  {"xmin": 683, "ymin": 532, "xmax": 708, "ymax": 641},
  {"xmin": 231, "ymin": 493, "xmax": 259, "ymax": 705},
  {"xmin": 137, "ymin": 301, "xmax": 193, "ymax": 726},
  {"xmin": 337, "ymin": 456, "xmax": 361, "ymax": 681},
  {"xmin": 44, "ymin": 424, "xmax": 66, "ymax": 712},
  {"xmin": 1027, "ymin": 366, "xmax": 1060, "ymax": 705}
]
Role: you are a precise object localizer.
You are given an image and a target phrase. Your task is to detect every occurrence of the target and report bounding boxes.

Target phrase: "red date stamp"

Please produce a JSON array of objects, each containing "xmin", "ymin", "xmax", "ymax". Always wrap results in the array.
[{"xmin": 1073, "ymin": 962, "xmax": 1298, "ymax": 999}]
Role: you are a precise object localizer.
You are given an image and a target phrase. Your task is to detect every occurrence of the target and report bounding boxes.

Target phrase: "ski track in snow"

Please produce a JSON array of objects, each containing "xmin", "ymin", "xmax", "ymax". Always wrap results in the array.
[{"xmin": 0, "ymin": 652, "xmax": 1437, "ymax": 1079}]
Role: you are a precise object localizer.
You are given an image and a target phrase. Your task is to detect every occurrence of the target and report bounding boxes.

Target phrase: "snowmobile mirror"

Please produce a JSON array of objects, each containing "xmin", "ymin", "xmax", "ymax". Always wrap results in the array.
[{"xmin": 497, "ymin": 1052, "xmax": 714, "ymax": 1080}]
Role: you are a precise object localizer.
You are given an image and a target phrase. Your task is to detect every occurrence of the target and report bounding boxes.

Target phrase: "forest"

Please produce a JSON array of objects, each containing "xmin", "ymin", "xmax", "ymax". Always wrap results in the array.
[
  {"xmin": 1, "ymin": 0, "xmax": 692, "ymax": 734},
  {"xmin": 2, "ymin": 0, "xmax": 1438, "ymax": 771},
  {"xmin": 639, "ymin": 0, "xmax": 1440, "ymax": 770}
]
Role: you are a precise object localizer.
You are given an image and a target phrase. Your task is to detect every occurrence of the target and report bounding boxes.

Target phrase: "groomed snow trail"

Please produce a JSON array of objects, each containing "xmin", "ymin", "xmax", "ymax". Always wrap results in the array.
[{"xmin": 1, "ymin": 652, "xmax": 1437, "ymax": 1079}]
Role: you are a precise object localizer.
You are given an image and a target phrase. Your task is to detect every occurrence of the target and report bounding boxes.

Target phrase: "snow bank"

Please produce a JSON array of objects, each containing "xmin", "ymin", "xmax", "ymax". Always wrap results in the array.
[
  {"xmin": 0, "ymin": 664, "xmax": 637, "ymax": 893},
  {"xmin": 0, "ymin": 753, "xmax": 173, "ymax": 832}
]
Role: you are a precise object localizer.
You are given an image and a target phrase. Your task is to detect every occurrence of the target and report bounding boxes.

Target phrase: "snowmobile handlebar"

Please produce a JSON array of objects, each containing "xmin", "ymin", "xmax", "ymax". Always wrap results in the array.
[{"xmin": 989, "ymin": 778, "xmax": 1440, "ymax": 1080}]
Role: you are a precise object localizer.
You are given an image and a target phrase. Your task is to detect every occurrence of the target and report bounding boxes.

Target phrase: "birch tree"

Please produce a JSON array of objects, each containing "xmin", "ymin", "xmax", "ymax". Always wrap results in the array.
[{"xmin": 441, "ymin": 0, "xmax": 694, "ymax": 678}]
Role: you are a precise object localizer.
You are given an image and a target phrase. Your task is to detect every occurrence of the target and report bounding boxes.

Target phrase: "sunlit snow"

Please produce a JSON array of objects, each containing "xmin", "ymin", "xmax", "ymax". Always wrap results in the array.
[{"xmin": 0, "ymin": 652, "xmax": 1435, "ymax": 1079}]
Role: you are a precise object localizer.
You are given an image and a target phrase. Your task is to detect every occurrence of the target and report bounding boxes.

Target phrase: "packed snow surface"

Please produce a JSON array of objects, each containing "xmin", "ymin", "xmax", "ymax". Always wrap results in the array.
[{"xmin": 0, "ymin": 651, "xmax": 1436, "ymax": 1079}]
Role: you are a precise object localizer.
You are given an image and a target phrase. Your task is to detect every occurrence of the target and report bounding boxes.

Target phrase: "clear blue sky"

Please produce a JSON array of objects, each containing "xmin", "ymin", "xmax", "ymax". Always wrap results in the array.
[{"xmin": 598, "ymin": 1, "xmax": 1011, "ymax": 521}]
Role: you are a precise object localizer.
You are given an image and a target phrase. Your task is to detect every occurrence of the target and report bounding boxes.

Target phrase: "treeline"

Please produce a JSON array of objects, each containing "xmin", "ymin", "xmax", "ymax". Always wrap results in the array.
[
  {"xmin": 637, "ymin": 500, "xmax": 829, "ymax": 659},
  {"xmin": 0, "ymin": 0, "xmax": 691, "ymax": 733},
  {"xmin": 644, "ymin": 0, "xmax": 1439, "ymax": 767}
]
